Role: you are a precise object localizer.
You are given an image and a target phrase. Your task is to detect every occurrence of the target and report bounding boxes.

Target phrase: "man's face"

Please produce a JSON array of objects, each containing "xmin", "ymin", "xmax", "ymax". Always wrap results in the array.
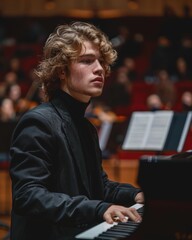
[{"xmin": 60, "ymin": 41, "xmax": 105, "ymax": 102}]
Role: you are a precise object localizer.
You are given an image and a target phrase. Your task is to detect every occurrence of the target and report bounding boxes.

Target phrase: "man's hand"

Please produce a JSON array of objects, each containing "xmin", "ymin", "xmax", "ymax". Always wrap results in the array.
[
  {"xmin": 103, "ymin": 205, "xmax": 142, "ymax": 224},
  {"xmin": 134, "ymin": 192, "xmax": 144, "ymax": 203}
]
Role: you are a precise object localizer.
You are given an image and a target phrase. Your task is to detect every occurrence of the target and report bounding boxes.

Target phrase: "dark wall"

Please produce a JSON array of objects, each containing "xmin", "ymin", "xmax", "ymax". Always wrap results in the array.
[{"xmin": 1, "ymin": 16, "xmax": 192, "ymax": 44}]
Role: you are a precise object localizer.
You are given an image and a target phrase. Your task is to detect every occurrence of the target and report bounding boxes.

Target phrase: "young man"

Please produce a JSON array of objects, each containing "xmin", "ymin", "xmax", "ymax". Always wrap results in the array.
[{"xmin": 9, "ymin": 21, "xmax": 144, "ymax": 240}]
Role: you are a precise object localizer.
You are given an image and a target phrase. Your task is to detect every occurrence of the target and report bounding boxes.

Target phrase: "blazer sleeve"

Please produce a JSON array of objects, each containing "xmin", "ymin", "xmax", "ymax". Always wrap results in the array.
[
  {"xmin": 88, "ymin": 119, "xmax": 142, "ymax": 207},
  {"xmin": 10, "ymin": 111, "xmax": 110, "ymax": 225},
  {"xmin": 102, "ymin": 170, "xmax": 142, "ymax": 206}
]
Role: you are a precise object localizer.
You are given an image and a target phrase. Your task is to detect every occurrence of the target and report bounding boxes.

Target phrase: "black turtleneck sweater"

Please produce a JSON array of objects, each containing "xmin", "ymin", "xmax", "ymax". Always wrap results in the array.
[{"xmin": 56, "ymin": 90, "xmax": 102, "ymax": 199}]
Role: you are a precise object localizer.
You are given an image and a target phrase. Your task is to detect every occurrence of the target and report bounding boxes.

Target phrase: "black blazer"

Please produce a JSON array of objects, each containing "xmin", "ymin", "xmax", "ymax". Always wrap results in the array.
[{"xmin": 10, "ymin": 94, "xmax": 140, "ymax": 240}]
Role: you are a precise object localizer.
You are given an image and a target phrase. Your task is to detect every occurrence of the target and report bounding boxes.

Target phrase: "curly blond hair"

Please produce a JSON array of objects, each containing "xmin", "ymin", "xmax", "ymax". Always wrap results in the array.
[{"xmin": 35, "ymin": 21, "xmax": 117, "ymax": 101}]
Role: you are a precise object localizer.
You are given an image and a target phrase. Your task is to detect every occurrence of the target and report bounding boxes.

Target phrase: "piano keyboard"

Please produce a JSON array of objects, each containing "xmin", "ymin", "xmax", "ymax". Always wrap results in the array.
[{"xmin": 75, "ymin": 203, "xmax": 144, "ymax": 240}]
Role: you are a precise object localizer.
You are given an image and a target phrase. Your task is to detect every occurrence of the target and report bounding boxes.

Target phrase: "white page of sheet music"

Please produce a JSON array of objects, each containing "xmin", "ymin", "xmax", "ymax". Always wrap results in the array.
[
  {"xmin": 99, "ymin": 121, "xmax": 113, "ymax": 151},
  {"xmin": 122, "ymin": 111, "xmax": 174, "ymax": 151},
  {"xmin": 177, "ymin": 111, "xmax": 192, "ymax": 152},
  {"xmin": 122, "ymin": 112, "xmax": 154, "ymax": 150},
  {"xmin": 144, "ymin": 111, "xmax": 174, "ymax": 150}
]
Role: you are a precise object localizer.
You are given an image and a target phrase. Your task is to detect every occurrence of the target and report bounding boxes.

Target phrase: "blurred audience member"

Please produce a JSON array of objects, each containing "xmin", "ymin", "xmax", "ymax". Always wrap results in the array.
[
  {"xmin": 111, "ymin": 26, "xmax": 129, "ymax": 49},
  {"xmin": 146, "ymin": 94, "xmax": 163, "ymax": 111},
  {"xmin": 0, "ymin": 71, "xmax": 18, "ymax": 98},
  {"xmin": 150, "ymin": 36, "xmax": 175, "ymax": 74},
  {"xmin": 173, "ymin": 57, "xmax": 192, "ymax": 81},
  {"xmin": 6, "ymin": 83, "xmax": 37, "ymax": 118},
  {"xmin": 3, "ymin": 71, "xmax": 18, "ymax": 85},
  {"xmin": 133, "ymin": 32, "xmax": 144, "ymax": 52},
  {"xmin": 123, "ymin": 57, "xmax": 137, "ymax": 81},
  {"xmin": 181, "ymin": 91, "xmax": 192, "ymax": 111},
  {"xmin": 110, "ymin": 26, "xmax": 143, "ymax": 66},
  {"xmin": 155, "ymin": 69, "xmax": 177, "ymax": 109},
  {"xmin": 6, "ymin": 83, "xmax": 22, "ymax": 104},
  {"xmin": 110, "ymin": 26, "xmax": 130, "ymax": 66},
  {"xmin": 104, "ymin": 67, "xmax": 132, "ymax": 112},
  {"xmin": 177, "ymin": 36, "xmax": 192, "ymax": 67},
  {"xmin": 6, "ymin": 57, "xmax": 25, "ymax": 82},
  {"xmin": 0, "ymin": 98, "xmax": 16, "ymax": 122}
]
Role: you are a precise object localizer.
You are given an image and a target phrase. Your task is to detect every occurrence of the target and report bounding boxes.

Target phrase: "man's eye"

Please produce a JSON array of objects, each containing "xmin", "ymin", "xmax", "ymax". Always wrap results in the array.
[{"xmin": 80, "ymin": 59, "xmax": 93, "ymax": 64}]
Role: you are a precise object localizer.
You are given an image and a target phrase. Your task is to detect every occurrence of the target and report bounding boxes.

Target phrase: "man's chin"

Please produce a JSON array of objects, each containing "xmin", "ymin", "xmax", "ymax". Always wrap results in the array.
[{"xmin": 90, "ymin": 90, "xmax": 103, "ymax": 97}]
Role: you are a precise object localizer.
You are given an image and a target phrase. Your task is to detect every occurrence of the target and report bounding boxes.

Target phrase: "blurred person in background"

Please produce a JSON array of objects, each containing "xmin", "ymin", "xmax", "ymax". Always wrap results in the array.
[
  {"xmin": 0, "ymin": 97, "xmax": 16, "ymax": 122},
  {"xmin": 155, "ymin": 69, "xmax": 177, "ymax": 110},
  {"xmin": 110, "ymin": 26, "xmax": 143, "ymax": 67},
  {"xmin": 177, "ymin": 36, "xmax": 192, "ymax": 68},
  {"xmin": 5, "ymin": 83, "xmax": 37, "ymax": 118},
  {"xmin": 104, "ymin": 66, "xmax": 132, "ymax": 113},
  {"xmin": 172, "ymin": 57, "xmax": 192, "ymax": 81},
  {"xmin": 122, "ymin": 57, "xmax": 137, "ymax": 81},
  {"xmin": 0, "ymin": 71, "xmax": 18, "ymax": 98},
  {"xmin": 146, "ymin": 94, "xmax": 163, "ymax": 111},
  {"xmin": 150, "ymin": 36, "xmax": 175, "ymax": 75},
  {"xmin": 5, "ymin": 57, "xmax": 25, "ymax": 83},
  {"xmin": 181, "ymin": 91, "xmax": 192, "ymax": 111}
]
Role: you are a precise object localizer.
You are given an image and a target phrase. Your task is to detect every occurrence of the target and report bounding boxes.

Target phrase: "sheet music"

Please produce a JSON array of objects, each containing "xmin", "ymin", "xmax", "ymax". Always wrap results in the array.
[
  {"xmin": 177, "ymin": 111, "xmax": 192, "ymax": 152},
  {"xmin": 144, "ymin": 111, "xmax": 174, "ymax": 150},
  {"xmin": 99, "ymin": 121, "xmax": 113, "ymax": 151},
  {"xmin": 122, "ymin": 111, "xmax": 174, "ymax": 151}
]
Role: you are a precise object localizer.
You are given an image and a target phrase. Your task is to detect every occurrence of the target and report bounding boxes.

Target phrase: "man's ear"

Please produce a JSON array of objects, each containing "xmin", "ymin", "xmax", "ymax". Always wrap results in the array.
[{"xmin": 59, "ymin": 69, "xmax": 65, "ymax": 80}]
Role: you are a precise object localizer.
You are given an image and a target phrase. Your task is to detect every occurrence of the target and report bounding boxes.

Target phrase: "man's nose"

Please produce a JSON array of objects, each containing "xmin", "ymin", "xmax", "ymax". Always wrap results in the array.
[{"xmin": 94, "ymin": 60, "xmax": 104, "ymax": 75}]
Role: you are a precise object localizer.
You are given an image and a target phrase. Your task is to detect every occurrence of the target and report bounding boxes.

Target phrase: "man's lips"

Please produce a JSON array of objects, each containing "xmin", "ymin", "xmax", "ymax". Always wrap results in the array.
[{"xmin": 91, "ymin": 77, "xmax": 104, "ymax": 83}]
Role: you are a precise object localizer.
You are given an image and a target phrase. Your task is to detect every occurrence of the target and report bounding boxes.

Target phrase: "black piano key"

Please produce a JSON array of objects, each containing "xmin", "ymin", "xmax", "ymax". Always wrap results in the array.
[
  {"xmin": 112, "ymin": 225, "xmax": 136, "ymax": 230},
  {"xmin": 108, "ymin": 227, "xmax": 133, "ymax": 233},
  {"xmin": 111, "ymin": 225, "xmax": 136, "ymax": 232},
  {"xmin": 118, "ymin": 221, "xmax": 140, "ymax": 226},
  {"xmin": 117, "ymin": 223, "xmax": 139, "ymax": 230},
  {"xmin": 115, "ymin": 221, "xmax": 139, "ymax": 226},
  {"xmin": 137, "ymin": 206, "xmax": 144, "ymax": 212},
  {"xmin": 108, "ymin": 227, "xmax": 136, "ymax": 235},
  {"xmin": 96, "ymin": 234, "xmax": 128, "ymax": 239},
  {"xmin": 95, "ymin": 236, "xmax": 119, "ymax": 240},
  {"xmin": 101, "ymin": 231, "xmax": 129, "ymax": 236},
  {"xmin": 114, "ymin": 221, "xmax": 140, "ymax": 228},
  {"xmin": 97, "ymin": 218, "xmax": 141, "ymax": 239},
  {"xmin": 97, "ymin": 231, "xmax": 130, "ymax": 238}
]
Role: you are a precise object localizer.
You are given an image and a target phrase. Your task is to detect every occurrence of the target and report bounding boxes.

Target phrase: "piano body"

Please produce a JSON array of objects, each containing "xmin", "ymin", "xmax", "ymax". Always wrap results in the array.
[{"xmin": 75, "ymin": 153, "xmax": 192, "ymax": 240}]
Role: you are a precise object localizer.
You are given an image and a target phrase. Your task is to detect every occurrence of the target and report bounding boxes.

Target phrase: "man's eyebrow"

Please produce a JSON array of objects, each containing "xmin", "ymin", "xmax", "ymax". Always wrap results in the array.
[{"xmin": 78, "ymin": 54, "xmax": 96, "ymax": 58}]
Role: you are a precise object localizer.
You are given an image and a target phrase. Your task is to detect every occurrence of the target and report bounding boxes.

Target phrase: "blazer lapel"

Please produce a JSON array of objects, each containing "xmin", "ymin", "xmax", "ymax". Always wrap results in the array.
[{"xmin": 51, "ymin": 98, "xmax": 91, "ymax": 197}]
